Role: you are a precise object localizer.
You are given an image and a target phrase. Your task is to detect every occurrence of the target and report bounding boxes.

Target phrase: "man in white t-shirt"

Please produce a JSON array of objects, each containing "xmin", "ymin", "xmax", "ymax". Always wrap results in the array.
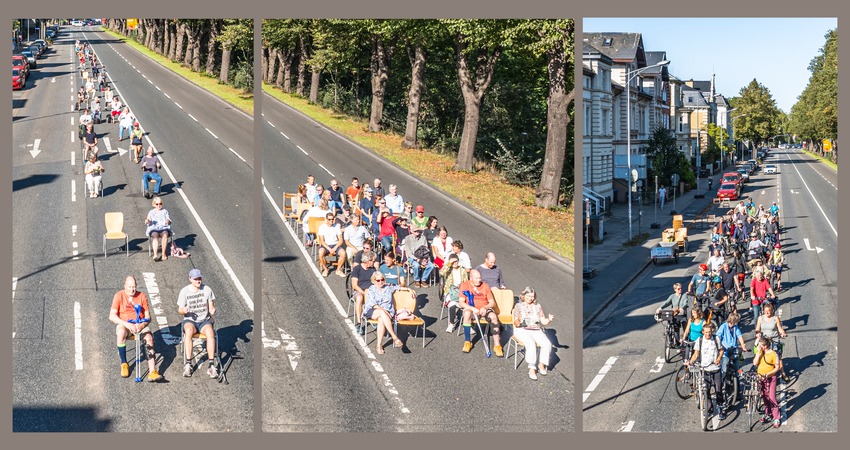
[
  {"xmin": 318, "ymin": 212, "xmax": 346, "ymax": 277},
  {"xmin": 384, "ymin": 184, "xmax": 404, "ymax": 215},
  {"xmin": 177, "ymin": 268, "xmax": 218, "ymax": 378},
  {"xmin": 343, "ymin": 214, "xmax": 369, "ymax": 266}
]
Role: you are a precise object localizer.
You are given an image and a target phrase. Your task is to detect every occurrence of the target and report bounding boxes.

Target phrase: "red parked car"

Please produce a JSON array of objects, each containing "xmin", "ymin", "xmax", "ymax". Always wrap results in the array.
[
  {"xmin": 13, "ymin": 68, "xmax": 26, "ymax": 90},
  {"xmin": 13, "ymin": 55, "xmax": 29, "ymax": 79},
  {"xmin": 716, "ymin": 183, "xmax": 739, "ymax": 200}
]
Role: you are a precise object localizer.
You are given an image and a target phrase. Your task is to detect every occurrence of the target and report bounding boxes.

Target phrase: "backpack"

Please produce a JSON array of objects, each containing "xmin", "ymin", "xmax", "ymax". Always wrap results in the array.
[{"xmin": 413, "ymin": 245, "xmax": 430, "ymax": 260}]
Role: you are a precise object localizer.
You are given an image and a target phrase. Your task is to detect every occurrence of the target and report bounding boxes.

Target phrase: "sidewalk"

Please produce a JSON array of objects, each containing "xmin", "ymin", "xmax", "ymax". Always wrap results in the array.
[{"xmin": 582, "ymin": 175, "xmax": 721, "ymax": 324}]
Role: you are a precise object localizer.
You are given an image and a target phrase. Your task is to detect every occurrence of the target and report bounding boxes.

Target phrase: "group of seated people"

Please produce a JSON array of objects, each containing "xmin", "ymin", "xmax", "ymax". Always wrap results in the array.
[{"xmin": 292, "ymin": 175, "xmax": 556, "ymax": 380}]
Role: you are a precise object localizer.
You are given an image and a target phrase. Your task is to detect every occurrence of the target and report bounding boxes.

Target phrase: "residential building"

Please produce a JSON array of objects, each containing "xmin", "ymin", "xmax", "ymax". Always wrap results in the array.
[{"xmin": 582, "ymin": 43, "xmax": 615, "ymax": 214}]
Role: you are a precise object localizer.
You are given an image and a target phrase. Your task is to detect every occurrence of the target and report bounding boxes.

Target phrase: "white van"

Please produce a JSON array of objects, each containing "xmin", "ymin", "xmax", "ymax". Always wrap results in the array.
[{"xmin": 71, "ymin": 20, "xmax": 84, "ymax": 27}]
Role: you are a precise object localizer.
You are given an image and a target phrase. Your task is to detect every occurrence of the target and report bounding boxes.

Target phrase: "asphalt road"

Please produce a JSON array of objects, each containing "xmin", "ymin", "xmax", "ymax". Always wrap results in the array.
[
  {"xmin": 12, "ymin": 27, "xmax": 255, "ymax": 432},
  {"xmin": 582, "ymin": 147, "xmax": 837, "ymax": 432},
  {"xmin": 260, "ymin": 93, "xmax": 574, "ymax": 431}
]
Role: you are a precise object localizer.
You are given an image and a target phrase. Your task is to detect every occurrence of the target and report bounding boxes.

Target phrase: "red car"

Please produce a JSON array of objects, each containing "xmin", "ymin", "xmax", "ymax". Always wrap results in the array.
[
  {"xmin": 721, "ymin": 172, "xmax": 743, "ymax": 193},
  {"xmin": 13, "ymin": 68, "xmax": 26, "ymax": 90},
  {"xmin": 716, "ymin": 183, "xmax": 739, "ymax": 200},
  {"xmin": 13, "ymin": 55, "xmax": 29, "ymax": 79}
]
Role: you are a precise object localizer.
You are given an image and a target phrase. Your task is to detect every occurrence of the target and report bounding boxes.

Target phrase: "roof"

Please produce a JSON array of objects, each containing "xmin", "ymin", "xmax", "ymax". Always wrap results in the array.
[
  {"xmin": 682, "ymin": 85, "xmax": 710, "ymax": 107},
  {"xmin": 582, "ymin": 42, "xmax": 614, "ymax": 65},
  {"xmin": 643, "ymin": 51, "xmax": 667, "ymax": 75},
  {"xmin": 691, "ymin": 80, "xmax": 712, "ymax": 92},
  {"xmin": 715, "ymin": 94, "xmax": 731, "ymax": 108},
  {"xmin": 583, "ymin": 32, "xmax": 646, "ymax": 66}
]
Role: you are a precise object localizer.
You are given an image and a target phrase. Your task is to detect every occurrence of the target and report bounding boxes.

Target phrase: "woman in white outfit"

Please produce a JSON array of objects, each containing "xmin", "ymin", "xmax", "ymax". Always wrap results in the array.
[
  {"xmin": 84, "ymin": 154, "xmax": 104, "ymax": 197},
  {"xmin": 511, "ymin": 287, "xmax": 555, "ymax": 380}
]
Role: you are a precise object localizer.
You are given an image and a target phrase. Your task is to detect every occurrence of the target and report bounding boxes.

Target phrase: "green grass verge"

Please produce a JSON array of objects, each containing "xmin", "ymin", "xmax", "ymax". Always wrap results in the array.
[
  {"xmin": 263, "ymin": 83, "xmax": 573, "ymax": 261},
  {"xmin": 100, "ymin": 28, "xmax": 253, "ymax": 115},
  {"xmin": 800, "ymin": 148, "xmax": 838, "ymax": 171}
]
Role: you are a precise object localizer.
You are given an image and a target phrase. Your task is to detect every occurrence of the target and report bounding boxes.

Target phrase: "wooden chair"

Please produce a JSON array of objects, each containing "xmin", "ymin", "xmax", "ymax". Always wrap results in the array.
[
  {"xmin": 294, "ymin": 202, "xmax": 312, "ymax": 236},
  {"xmin": 393, "ymin": 288, "xmax": 426, "ymax": 348},
  {"xmin": 307, "ymin": 216, "xmax": 325, "ymax": 259},
  {"xmin": 283, "ymin": 192, "xmax": 298, "ymax": 226},
  {"xmin": 492, "ymin": 288, "xmax": 516, "ymax": 329},
  {"xmin": 103, "ymin": 212, "xmax": 128, "ymax": 257}
]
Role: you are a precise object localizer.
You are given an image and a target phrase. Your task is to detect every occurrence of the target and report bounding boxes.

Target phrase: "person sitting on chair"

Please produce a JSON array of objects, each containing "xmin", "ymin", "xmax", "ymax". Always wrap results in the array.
[
  {"xmin": 402, "ymin": 225, "xmax": 434, "ymax": 288},
  {"xmin": 81, "ymin": 122, "xmax": 98, "ymax": 160},
  {"xmin": 84, "ymin": 154, "xmax": 104, "ymax": 198},
  {"xmin": 145, "ymin": 196, "xmax": 171, "ymax": 261},
  {"xmin": 512, "ymin": 287, "xmax": 555, "ymax": 380},
  {"xmin": 457, "ymin": 269, "xmax": 503, "ymax": 357},
  {"xmin": 140, "ymin": 146, "xmax": 162, "ymax": 198},
  {"xmin": 363, "ymin": 272, "xmax": 406, "ymax": 355},
  {"xmin": 109, "ymin": 275, "xmax": 163, "ymax": 382},
  {"xmin": 317, "ymin": 212, "xmax": 347, "ymax": 278},
  {"xmin": 178, "ymin": 268, "xmax": 218, "ymax": 378}
]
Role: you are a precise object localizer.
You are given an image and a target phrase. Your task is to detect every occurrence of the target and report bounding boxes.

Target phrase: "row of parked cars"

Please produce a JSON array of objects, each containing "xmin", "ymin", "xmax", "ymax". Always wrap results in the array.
[
  {"xmin": 717, "ymin": 153, "xmax": 776, "ymax": 201},
  {"xmin": 13, "ymin": 25, "xmax": 59, "ymax": 90}
]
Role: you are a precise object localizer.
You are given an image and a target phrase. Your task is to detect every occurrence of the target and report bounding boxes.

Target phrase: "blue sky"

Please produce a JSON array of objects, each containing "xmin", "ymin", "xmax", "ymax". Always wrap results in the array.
[{"xmin": 583, "ymin": 18, "xmax": 837, "ymax": 113}]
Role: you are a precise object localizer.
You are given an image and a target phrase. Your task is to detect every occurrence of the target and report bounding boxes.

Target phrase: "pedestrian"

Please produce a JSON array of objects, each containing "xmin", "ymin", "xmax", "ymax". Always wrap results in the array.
[{"xmin": 659, "ymin": 185, "xmax": 667, "ymax": 209}]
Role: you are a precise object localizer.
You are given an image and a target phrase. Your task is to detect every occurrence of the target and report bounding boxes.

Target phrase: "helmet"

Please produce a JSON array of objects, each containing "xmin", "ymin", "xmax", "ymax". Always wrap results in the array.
[
  {"xmin": 699, "ymin": 264, "xmax": 708, "ymax": 271},
  {"xmin": 713, "ymin": 276, "xmax": 722, "ymax": 284}
]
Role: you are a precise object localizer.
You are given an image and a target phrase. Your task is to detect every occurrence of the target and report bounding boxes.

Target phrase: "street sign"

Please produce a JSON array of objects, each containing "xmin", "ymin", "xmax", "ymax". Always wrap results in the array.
[
  {"xmin": 631, "ymin": 169, "xmax": 639, "ymax": 182},
  {"xmin": 671, "ymin": 173, "xmax": 680, "ymax": 185},
  {"xmin": 823, "ymin": 139, "xmax": 833, "ymax": 152}
]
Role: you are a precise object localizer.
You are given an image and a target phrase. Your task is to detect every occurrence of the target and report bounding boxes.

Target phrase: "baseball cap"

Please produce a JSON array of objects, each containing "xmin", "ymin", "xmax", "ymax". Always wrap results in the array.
[
  {"xmin": 415, "ymin": 205, "xmax": 424, "ymax": 213},
  {"xmin": 189, "ymin": 268, "xmax": 202, "ymax": 279},
  {"xmin": 410, "ymin": 224, "xmax": 424, "ymax": 232}
]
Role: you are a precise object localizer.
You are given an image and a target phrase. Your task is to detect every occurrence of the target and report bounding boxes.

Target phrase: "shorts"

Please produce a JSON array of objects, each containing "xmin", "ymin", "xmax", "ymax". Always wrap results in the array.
[
  {"xmin": 182, "ymin": 318, "xmax": 214, "ymax": 334},
  {"xmin": 320, "ymin": 246, "xmax": 345, "ymax": 257},
  {"xmin": 770, "ymin": 264, "xmax": 782, "ymax": 274}
]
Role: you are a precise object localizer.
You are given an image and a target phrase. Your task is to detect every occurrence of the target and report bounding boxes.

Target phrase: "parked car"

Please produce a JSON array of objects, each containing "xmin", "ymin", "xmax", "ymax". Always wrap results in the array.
[
  {"xmin": 13, "ymin": 55, "xmax": 29, "ymax": 78},
  {"xmin": 12, "ymin": 68, "xmax": 26, "ymax": 90},
  {"xmin": 764, "ymin": 164, "xmax": 778, "ymax": 174},
  {"xmin": 20, "ymin": 50, "xmax": 36, "ymax": 68},
  {"xmin": 717, "ymin": 183, "xmax": 740, "ymax": 201},
  {"xmin": 741, "ymin": 163, "xmax": 754, "ymax": 174},
  {"xmin": 736, "ymin": 168, "xmax": 750, "ymax": 182},
  {"xmin": 71, "ymin": 20, "xmax": 84, "ymax": 27},
  {"xmin": 34, "ymin": 39, "xmax": 49, "ymax": 52},
  {"xmin": 29, "ymin": 44, "xmax": 43, "ymax": 58},
  {"xmin": 747, "ymin": 159, "xmax": 759, "ymax": 169}
]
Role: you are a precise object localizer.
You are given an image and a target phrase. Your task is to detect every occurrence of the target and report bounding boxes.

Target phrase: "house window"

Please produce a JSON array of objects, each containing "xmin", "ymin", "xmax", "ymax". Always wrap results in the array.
[
  {"xmin": 603, "ymin": 37, "xmax": 613, "ymax": 46},
  {"xmin": 602, "ymin": 109, "xmax": 610, "ymax": 135},
  {"xmin": 584, "ymin": 104, "xmax": 592, "ymax": 136}
]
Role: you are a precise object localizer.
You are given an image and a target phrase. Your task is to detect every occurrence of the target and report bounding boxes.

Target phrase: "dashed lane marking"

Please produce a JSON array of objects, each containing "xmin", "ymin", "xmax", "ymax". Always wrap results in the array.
[
  {"xmin": 618, "ymin": 421, "xmax": 635, "ymax": 432},
  {"xmin": 584, "ymin": 356, "xmax": 618, "ymax": 403},
  {"xmin": 318, "ymin": 164, "xmax": 334, "ymax": 177},
  {"xmin": 228, "ymin": 148, "xmax": 246, "ymax": 163},
  {"xmin": 295, "ymin": 144, "xmax": 307, "ymax": 155},
  {"xmin": 206, "ymin": 128, "xmax": 218, "ymax": 139},
  {"xmin": 163, "ymin": 92, "xmax": 170, "ymax": 99},
  {"xmin": 71, "ymin": 179, "xmax": 77, "ymax": 202},
  {"xmin": 74, "ymin": 301, "xmax": 83, "ymax": 370},
  {"xmin": 12, "ymin": 277, "xmax": 18, "ymax": 338},
  {"xmin": 174, "ymin": 102, "xmax": 183, "ymax": 109}
]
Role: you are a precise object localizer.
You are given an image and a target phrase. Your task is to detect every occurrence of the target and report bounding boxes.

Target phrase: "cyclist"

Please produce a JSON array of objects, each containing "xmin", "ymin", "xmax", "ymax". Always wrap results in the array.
[
  {"xmin": 769, "ymin": 202, "xmax": 780, "ymax": 219},
  {"xmin": 711, "ymin": 276, "xmax": 732, "ymax": 321},
  {"xmin": 655, "ymin": 282, "xmax": 689, "ymax": 340},
  {"xmin": 716, "ymin": 313, "xmax": 747, "ymax": 395},
  {"xmin": 746, "ymin": 234, "xmax": 767, "ymax": 269},
  {"xmin": 767, "ymin": 244, "xmax": 785, "ymax": 291},
  {"xmin": 685, "ymin": 322, "xmax": 726, "ymax": 420},
  {"xmin": 754, "ymin": 336, "xmax": 783, "ymax": 428},
  {"xmin": 688, "ymin": 264, "xmax": 712, "ymax": 307},
  {"xmin": 718, "ymin": 262, "xmax": 742, "ymax": 304},
  {"xmin": 706, "ymin": 249, "xmax": 725, "ymax": 275},
  {"xmin": 749, "ymin": 268, "xmax": 776, "ymax": 321},
  {"xmin": 755, "ymin": 302, "xmax": 789, "ymax": 382}
]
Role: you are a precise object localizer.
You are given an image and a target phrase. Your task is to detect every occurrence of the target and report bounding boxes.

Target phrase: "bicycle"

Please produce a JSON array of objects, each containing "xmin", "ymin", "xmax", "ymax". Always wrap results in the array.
[
  {"xmin": 721, "ymin": 347, "xmax": 743, "ymax": 408},
  {"xmin": 674, "ymin": 340, "xmax": 696, "ymax": 399},
  {"xmin": 655, "ymin": 310, "xmax": 682, "ymax": 363},
  {"xmin": 743, "ymin": 368, "xmax": 764, "ymax": 430},
  {"xmin": 691, "ymin": 364, "xmax": 710, "ymax": 431}
]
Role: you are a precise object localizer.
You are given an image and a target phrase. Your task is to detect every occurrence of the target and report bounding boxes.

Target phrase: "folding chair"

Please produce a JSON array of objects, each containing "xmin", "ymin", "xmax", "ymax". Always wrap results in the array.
[
  {"xmin": 283, "ymin": 192, "xmax": 298, "ymax": 226},
  {"xmin": 103, "ymin": 212, "xmax": 128, "ymax": 257},
  {"xmin": 307, "ymin": 216, "xmax": 324, "ymax": 258},
  {"xmin": 85, "ymin": 174, "xmax": 103, "ymax": 198},
  {"xmin": 392, "ymin": 288, "xmax": 426, "ymax": 348},
  {"xmin": 180, "ymin": 325, "xmax": 228, "ymax": 384},
  {"xmin": 492, "ymin": 288, "xmax": 516, "ymax": 358},
  {"xmin": 507, "ymin": 332, "xmax": 544, "ymax": 370}
]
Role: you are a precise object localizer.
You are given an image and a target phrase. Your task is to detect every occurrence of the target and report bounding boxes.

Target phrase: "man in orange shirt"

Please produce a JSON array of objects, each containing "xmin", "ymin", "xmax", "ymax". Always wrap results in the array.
[
  {"xmin": 346, "ymin": 177, "xmax": 362, "ymax": 206},
  {"xmin": 458, "ymin": 269, "xmax": 503, "ymax": 356},
  {"xmin": 108, "ymin": 275, "xmax": 163, "ymax": 381}
]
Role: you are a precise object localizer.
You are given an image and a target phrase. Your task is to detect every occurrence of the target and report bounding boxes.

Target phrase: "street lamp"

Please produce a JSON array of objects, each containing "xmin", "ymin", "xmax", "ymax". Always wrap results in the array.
[
  {"xmin": 730, "ymin": 112, "xmax": 747, "ymax": 163},
  {"xmin": 626, "ymin": 59, "xmax": 669, "ymax": 241}
]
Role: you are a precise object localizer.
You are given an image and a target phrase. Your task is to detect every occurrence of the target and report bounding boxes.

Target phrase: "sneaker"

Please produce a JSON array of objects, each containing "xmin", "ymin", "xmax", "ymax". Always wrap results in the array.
[
  {"xmin": 719, "ymin": 411, "xmax": 727, "ymax": 420},
  {"xmin": 207, "ymin": 364, "xmax": 219, "ymax": 378},
  {"xmin": 182, "ymin": 363, "xmax": 193, "ymax": 377},
  {"xmin": 773, "ymin": 419, "xmax": 781, "ymax": 428},
  {"xmin": 445, "ymin": 322, "xmax": 455, "ymax": 333},
  {"xmin": 528, "ymin": 371, "xmax": 538, "ymax": 381},
  {"xmin": 321, "ymin": 268, "xmax": 329, "ymax": 277},
  {"xmin": 493, "ymin": 345, "xmax": 504, "ymax": 358},
  {"xmin": 147, "ymin": 370, "xmax": 163, "ymax": 382},
  {"xmin": 760, "ymin": 414, "xmax": 770, "ymax": 424},
  {"xmin": 539, "ymin": 367, "xmax": 548, "ymax": 376},
  {"xmin": 120, "ymin": 362, "xmax": 129, "ymax": 378},
  {"xmin": 462, "ymin": 341, "xmax": 473, "ymax": 353},
  {"xmin": 356, "ymin": 324, "xmax": 365, "ymax": 336},
  {"xmin": 781, "ymin": 373, "xmax": 790, "ymax": 382}
]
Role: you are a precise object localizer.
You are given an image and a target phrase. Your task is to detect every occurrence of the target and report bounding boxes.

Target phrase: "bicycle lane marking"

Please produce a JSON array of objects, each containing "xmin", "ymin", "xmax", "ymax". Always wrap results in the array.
[
  {"xmin": 583, "ymin": 356, "xmax": 618, "ymax": 403},
  {"xmin": 261, "ymin": 179, "xmax": 411, "ymax": 416},
  {"xmin": 82, "ymin": 33, "xmax": 254, "ymax": 313}
]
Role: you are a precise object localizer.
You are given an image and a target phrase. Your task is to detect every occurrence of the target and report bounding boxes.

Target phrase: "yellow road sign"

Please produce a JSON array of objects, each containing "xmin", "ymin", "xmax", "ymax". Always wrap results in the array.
[{"xmin": 823, "ymin": 139, "xmax": 833, "ymax": 152}]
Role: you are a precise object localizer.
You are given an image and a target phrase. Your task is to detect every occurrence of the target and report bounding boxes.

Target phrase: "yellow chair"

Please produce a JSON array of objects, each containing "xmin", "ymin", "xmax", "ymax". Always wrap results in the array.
[
  {"xmin": 103, "ymin": 212, "xmax": 128, "ymax": 257},
  {"xmin": 283, "ymin": 192, "xmax": 298, "ymax": 226},
  {"xmin": 507, "ymin": 333, "xmax": 543, "ymax": 370},
  {"xmin": 393, "ymin": 288, "xmax": 426, "ymax": 348},
  {"xmin": 307, "ymin": 216, "xmax": 325, "ymax": 259},
  {"xmin": 492, "ymin": 288, "xmax": 515, "ymax": 328}
]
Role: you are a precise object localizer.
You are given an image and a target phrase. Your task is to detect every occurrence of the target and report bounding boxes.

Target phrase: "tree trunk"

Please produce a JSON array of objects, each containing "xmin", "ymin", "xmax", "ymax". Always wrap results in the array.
[
  {"xmin": 190, "ymin": 24, "xmax": 202, "ymax": 72},
  {"xmin": 402, "ymin": 41, "xmax": 426, "ymax": 148},
  {"xmin": 296, "ymin": 35, "xmax": 308, "ymax": 96},
  {"xmin": 166, "ymin": 22, "xmax": 175, "ymax": 60},
  {"xmin": 205, "ymin": 21, "xmax": 219, "ymax": 76},
  {"xmin": 261, "ymin": 46, "xmax": 269, "ymax": 83},
  {"xmin": 174, "ymin": 23, "xmax": 186, "ymax": 63},
  {"xmin": 535, "ymin": 42, "xmax": 572, "ymax": 208},
  {"xmin": 368, "ymin": 35, "xmax": 395, "ymax": 133},
  {"xmin": 454, "ymin": 43, "xmax": 500, "ymax": 172},
  {"xmin": 219, "ymin": 47, "xmax": 232, "ymax": 83},
  {"xmin": 275, "ymin": 49, "xmax": 288, "ymax": 88},
  {"xmin": 184, "ymin": 24, "xmax": 195, "ymax": 67},
  {"xmin": 309, "ymin": 69, "xmax": 320, "ymax": 103},
  {"xmin": 282, "ymin": 51, "xmax": 293, "ymax": 93}
]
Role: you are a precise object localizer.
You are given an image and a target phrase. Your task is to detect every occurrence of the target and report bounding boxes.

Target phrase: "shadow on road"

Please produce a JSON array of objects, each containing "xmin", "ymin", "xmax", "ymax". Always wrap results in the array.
[
  {"xmin": 13, "ymin": 406, "xmax": 113, "ymax": 432},
  {"xmin": 13, "ymin": 173, "xmax": 59, "ymax": 192}
]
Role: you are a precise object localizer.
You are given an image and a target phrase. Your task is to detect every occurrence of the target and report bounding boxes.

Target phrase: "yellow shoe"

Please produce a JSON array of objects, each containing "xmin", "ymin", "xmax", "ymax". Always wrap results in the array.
[
  {"xmin": 120, "ymin": 363, "xmax": 129, "ymax": 378},
  {"xmin": 462, "ymin": 341, "xmax": 473, "ymax": 353},
  {"xmin": 147, "ymin": 370, "xmax": 163, "ymax": 382},
  {"xmin": 494, "ymin": 345, "xmax": 504, "ymax": 358}
]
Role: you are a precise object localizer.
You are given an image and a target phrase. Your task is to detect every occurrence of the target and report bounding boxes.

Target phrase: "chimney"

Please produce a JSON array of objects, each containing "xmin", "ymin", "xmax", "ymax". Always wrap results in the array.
[{"xmin": 710, "ymin": 73, "xmax": 715, "ymax": 99}]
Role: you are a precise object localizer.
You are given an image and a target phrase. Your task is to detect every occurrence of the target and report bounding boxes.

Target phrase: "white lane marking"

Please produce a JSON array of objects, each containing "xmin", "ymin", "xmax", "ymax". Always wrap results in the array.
[
  {"xmin": 71, "ymin": 117, "xmax": 74, "ymax": 126},
  {"xmin": 228, "ymin": 148, "xmax": 247, "ymax": 163},
  {"xmin": 163, "ymin": 93, "xmax": 170, "ymax": 99},
  {"xmin": 71, "ymin": 179, "xmax": 77, "ymax": 202},
  {"xmin": 97, "ymin": 36, "xmax": 254, "ymax": 312},
  {"xmin": 784, "ymin": 152, "xmax": 837, "ymax": 236},
  {"xmin": 188, "ymin": 114, "xmax": 198, "ymax": 122},
  {"xmin": 649, "ymin": 356, "xmax": 665, "ymax": 373},
  {"xmin": 155, "ymin": 86, "xmax": 161, "ymax": 91},
  {"xmin": 74, "ymin": 302, "xmax": 83, "ymax": 370},
  {"xmin": 142, "ymin": 74, "xmax": 147, "ymax": 79},
  {"xmin": 174, "ymin": 102, "xmax": 183, "ymax": 109},
  {"xmin": 30, "ymin": 139, "xmax": 41, "ymax": 158},
  {"xmin": 206, "ymin": 128, "xmax": 218, "ymax": 139},
  {"xmin": 261, "ymin": 180, "xmax": 411, "ymax": 414},
  {"xmin": 618, "ymin": 421, "xmax": 635, "ymax": 432},
  {"xmin": 281, "ymin": 132, "xmax": 289, "ymax": 140},
  {"xmin": 267, "ymin": 121, "xmax": 276, "ymax": 128},
  {"xmin": 141, "ymin": 272, "xmax": 177, "ymax": 344},
  {"xmin": 262, "ymin": 323, "xmax": 281, "ymax": 348},
  {"xmin": 12, "ymin": 277, "xmax": 18, "ymax": 338},
  {"xmin": 71, "ymin": 151, "xmax": 75, "ymax": 166},
  {"xmin": 71, "ymin": 130, "xmax": 75, "ymax": 143},
  {"xmin": 281, "ymin": 329, "xmax": 302, "ymax": 371},
  {"xmin": 584, "ymin": 356, "xmax": 618, "ymax": 403},
  {"xmin": 147, "ymin": 78, "xmax": 153, "ymax": 85},
  {"xmin": 103, "ymin": 137, "xmax": 114, "ymax": 153},
  {"xmin": 318, "ymin": 164, "xmax": 334, "ymax": 177},
  {"xmin": 295, "ymin": 144, "xmax": 307, "ymax": 155},
  {"xmin": 803, "ymin": 238, "xmax": 824, "ymax": 254}
]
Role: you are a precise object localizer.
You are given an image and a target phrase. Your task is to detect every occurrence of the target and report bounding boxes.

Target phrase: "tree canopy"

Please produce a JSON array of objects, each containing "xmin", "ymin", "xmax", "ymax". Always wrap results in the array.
[
  {"xmin": 789, "ymin": 28, "xmax": 837, "ymax": 160},
  {"xmin": 729, "ymin": 79, "xmax": 783, "ymax": 147}
]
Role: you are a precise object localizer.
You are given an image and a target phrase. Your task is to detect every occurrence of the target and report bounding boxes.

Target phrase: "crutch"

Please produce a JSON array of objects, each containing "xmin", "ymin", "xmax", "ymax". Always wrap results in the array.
[
  {"xmin": 127, "ymin": 303, "xmax": 151, "ymax": 383},
  {"xmin": 462, "ymin": 290, "xmax": 492, "ymax": 358}
]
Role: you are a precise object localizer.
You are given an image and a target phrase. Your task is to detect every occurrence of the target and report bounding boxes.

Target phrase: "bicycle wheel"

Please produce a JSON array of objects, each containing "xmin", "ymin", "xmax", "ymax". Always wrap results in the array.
[
  {"xmin": 664, "ymin": 329, "xmax": 674, "ymax": 363},
  {"xmin": 699, "ymin": 384, "xmax": 709, "ymax": 431},
  {"xmin": 746, "ymin": 385, "xmax": 757, "ymax": 430},
  {"xmin": 724, "ymin": 373, "xmax": 738, "ymax": 409},
  {"xmin": 675, "ymin": 365, "xmax": 692, "ymax": 399}
]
